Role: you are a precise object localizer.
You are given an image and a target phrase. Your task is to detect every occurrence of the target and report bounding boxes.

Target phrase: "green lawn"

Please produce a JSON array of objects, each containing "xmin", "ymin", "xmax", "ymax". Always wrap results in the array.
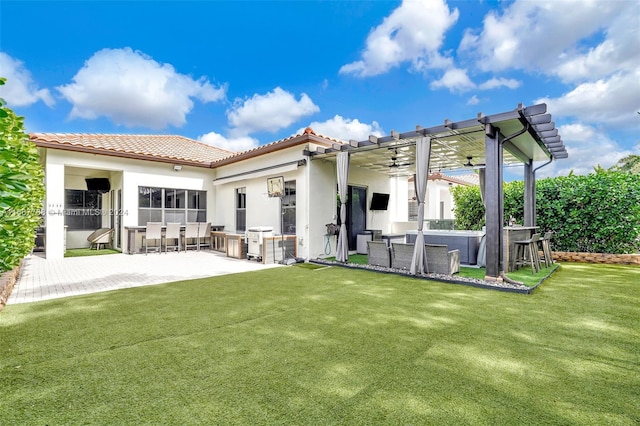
[
  {"xmin": 64, "ymin": 248, "xmax": 121, "ymax": 257},
  {"xmin": 1, "ymin": 263, "xmax": 638, "ymax": 425}
]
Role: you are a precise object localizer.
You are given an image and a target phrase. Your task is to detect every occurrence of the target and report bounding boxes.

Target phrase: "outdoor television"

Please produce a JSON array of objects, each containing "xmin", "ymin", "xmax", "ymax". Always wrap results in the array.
[
  {"xmin": 85, "ymin": 178, "xmax": 111, "ymax": 193},
  {"xmin": 370, "ymin": 192, "xmax": 390, "ymax": 211}
]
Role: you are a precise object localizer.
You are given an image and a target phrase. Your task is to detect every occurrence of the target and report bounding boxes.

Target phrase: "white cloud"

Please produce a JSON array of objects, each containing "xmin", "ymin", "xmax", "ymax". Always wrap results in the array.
[
  {"xmin": 0, "ymin": 52, "xmax": 54, "ymax": 107},
  {"xmin": 536, "ymin": 70, "xmax": 640, "ymax": 127},
  {"xmin": 553, "ymin": 11, "xmax": 639, "ymax": 83},
  {"xmin": 227, "ymin": 87, "xmax": 319, "ymax": 136},
  {"xmin": 57, "ymin": 47, "xmax": 226, "ymax": 129},
  {"xmin": 458, "ymin": 0, "xmax": 633, "ymax": 77},
  {"xmin": 339, "ymin": 0, "xmax": 459, "ymax": 77},
  {"xmin": 430, "ymin": 68, "xmax": 475, "ymax": 93},
  {"xmin": 297, "ymin": 115, "xmax": 384, "ymax": 141},
  {"xmin": 478, "ymin": 77, "xmax": 520, "ymax": 90},
  {"xmin": 198, "ymin": 131, "xmax": 259, "ymax": 152},
  {"xmin": 467, "ymin": 95, "xmax": 480, "ymax": 106},
  {"xmin": 537, "ymin": 123, "xmax": 633, "ymax": 177}
]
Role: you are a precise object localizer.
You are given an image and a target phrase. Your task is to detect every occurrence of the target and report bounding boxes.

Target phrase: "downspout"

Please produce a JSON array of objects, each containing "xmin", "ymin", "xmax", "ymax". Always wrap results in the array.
[
  {"xmin": 502, "ymin": 121, "xmax": 530, "ymax": 145},
  {"xmin": 529, "ymin": 156, "xmax": 553, "ymax": 228},
  {"xmin": 533, "ymin": 157, "xmax": 553, "ymax": 175}
]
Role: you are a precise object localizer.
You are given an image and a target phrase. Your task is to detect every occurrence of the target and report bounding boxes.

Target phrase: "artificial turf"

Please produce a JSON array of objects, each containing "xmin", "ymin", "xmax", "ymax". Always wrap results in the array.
[
  {"xmin": 64, "ymin": 248, "xmax": 121, "ymax": 258},
  {"xmin": 1, "ymin": 263, "xmax": 638, "ymax": 425}
]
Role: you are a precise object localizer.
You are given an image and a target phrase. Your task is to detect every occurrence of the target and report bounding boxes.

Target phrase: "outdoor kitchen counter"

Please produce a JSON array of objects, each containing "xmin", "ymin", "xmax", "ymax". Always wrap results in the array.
[{"xmin": 124, "ymin": 225, "xmax": 224, "ymax": 254}]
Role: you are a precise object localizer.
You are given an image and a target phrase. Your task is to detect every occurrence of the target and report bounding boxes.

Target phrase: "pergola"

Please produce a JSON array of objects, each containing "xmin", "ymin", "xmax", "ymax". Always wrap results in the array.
[{"xmin": 305, "ymin": 103, "xmax": 568, "ymax": 281}]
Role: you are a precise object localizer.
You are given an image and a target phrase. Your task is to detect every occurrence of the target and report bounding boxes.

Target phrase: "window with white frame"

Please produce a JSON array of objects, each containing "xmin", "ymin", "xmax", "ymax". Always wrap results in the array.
[{"xmin": 138, "ymin": 186, "xmax": 206, "ymax": 225}]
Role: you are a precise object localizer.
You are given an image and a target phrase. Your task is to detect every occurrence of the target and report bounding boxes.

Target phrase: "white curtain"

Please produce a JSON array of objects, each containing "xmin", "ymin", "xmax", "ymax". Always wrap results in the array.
[
  {"xmin": 410, "ymin": 137, "xmax": 432, "ymax": 274},
  {"xmin": 336, "ymin": 152, "xmax": 350, "ymax": 262}
]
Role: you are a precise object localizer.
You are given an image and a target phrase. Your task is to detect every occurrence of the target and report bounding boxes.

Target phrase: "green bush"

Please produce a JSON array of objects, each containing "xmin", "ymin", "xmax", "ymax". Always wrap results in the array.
[
  {"xmin": 0, "ymin": 78, "xmax": 45, "ymax": 273},
  {"xmin": 451, "ymin": 170, "xmax": 640, "ymax": 254},
  {"xmin": 536, "ymin": 171, "xmax": 640, "ymax": 254},
  {"xmin": 451, "ymin": 185, "xmax": 484, "ymax": 230}
]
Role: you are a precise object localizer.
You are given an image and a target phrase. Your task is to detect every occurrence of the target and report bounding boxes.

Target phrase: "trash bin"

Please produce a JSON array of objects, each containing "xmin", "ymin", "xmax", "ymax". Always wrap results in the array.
[{"xmin": 356, "ymin": 231, "xmax": 373, "ymax": 254}]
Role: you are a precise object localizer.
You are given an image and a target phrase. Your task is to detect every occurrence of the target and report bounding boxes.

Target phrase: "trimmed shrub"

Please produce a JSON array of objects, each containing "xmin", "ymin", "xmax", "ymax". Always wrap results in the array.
[
  {"xmin": 0, "ymin": 78, "xmax": 45, "ymax": 273},
  {"xmin": 451, "ymin": 185, "xmax": 484, "ymax": 231},
  {"xmin": 451, "ymin": 171, "xmax": 640, "ymax": 254},
  {"xmin": 536, "ymin": 171, "xmax": 640, "ymax": 254}
]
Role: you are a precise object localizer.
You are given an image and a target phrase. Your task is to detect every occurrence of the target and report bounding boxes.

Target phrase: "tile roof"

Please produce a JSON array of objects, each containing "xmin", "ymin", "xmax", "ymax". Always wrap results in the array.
[
  {"xmin": 30, "ymin": 133, "xmax": 234, "ymax": 167},
  {"xmin": 210, "ymin": 128, "xmax": 345, "ymax": 167}
]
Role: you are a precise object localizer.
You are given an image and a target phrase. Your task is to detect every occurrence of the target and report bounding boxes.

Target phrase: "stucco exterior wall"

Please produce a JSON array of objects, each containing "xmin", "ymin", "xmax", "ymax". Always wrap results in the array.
[
  {"xmin": 212, "ymin": 148, "xmax": 395, "ymax": 260},
  {"xmin": 43, "ymin": 149, "xmax": 214, "ymax": 258},
  {"xmin": 213, "ymin": 146, "xmax": 310, "ymax": 257}
]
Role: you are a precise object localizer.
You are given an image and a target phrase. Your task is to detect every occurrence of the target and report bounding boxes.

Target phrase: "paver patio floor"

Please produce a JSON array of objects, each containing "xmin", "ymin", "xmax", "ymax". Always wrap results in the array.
[{"xmin": 8, "ymin": 251, "xmax": 281, "ymax": 304}]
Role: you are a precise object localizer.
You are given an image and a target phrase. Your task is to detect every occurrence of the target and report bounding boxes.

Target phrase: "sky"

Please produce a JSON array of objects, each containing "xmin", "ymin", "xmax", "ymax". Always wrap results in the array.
[{"xmin": 1, "ymin": 0, "xmax": 638, "ymax": 179}]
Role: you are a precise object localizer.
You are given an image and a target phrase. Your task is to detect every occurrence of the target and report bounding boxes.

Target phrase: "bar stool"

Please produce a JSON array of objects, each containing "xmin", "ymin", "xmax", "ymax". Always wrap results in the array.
[
  {"xmin": 538, "ymin": 231, "xmax": 554, "ymax": 267},
  {"xmin": 512, "ymin": 233, "xmax": 541, "ymax": 273}
]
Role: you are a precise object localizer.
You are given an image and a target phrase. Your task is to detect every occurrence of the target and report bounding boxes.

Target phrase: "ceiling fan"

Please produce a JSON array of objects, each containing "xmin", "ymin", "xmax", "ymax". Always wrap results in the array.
[
  {"xmin": 389, "ymin": 149, "xmax": 413, "ymax": 168},
  {"xmin": 463, "ymin": 156, "xmax": 486, "ymax": 168}
]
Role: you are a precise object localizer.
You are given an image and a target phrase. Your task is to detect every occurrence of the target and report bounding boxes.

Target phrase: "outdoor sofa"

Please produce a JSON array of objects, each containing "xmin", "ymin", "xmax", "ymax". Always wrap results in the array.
[{"xmin": 390, "ymin": 242, "xmax": 460, "ymax": 275}]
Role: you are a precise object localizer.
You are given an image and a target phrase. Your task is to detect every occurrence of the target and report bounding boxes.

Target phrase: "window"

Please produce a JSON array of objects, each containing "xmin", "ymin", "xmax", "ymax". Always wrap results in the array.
[
  {"xmin": 236, "ymin": 187, "xmax": 246, "ymax": 232},
  {"xmin": 138, "ymin": 187, "xmax": 206, "ymax": 225},
  {"xmin": 281, "ymin": 181, "xmax": 296, "ymax": 234},
  {"xmin": 187, "ymin": 190, "xmax": 207, "ymax": 222},
  {"xmin": 138, "ymin": 187, "xmax": 162, "ymax": 224},
  {"xmin": 65, "ymin": 190, "xmax": 102, "ymax": 230}
]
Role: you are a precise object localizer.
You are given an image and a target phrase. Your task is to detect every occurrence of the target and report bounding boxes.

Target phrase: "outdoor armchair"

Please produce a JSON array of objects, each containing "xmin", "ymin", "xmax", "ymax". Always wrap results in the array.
[
  {"xmin": 425, "ymin": 244, "xmax": 460, "ymax": 275},
  {"xmin": 391, "ymin": 242, "xmax": 414, "ymax": 270},
  {"xmin": 87, "ymin": 228, "xmax": 113, "ymax": 250},
  {"xmin": 367, "ymin": 241, "xmax": 391, "ymax": 267}
]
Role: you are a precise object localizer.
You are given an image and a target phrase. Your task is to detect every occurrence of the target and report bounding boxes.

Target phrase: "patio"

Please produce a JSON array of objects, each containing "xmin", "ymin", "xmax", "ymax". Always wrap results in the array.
[
  {"xmin": 307, "ymin": 103, "xmax": 568, "ymax": 280},
  {"xmin": 8, "ymin": 251, "xmax": 281, "ymax": 304}
]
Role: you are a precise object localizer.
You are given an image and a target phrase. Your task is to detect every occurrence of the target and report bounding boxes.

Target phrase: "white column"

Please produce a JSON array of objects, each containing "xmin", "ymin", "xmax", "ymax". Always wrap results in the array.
[{"xmin": 45, "ymin": 162, "xmax": 65, "ymax": 259}]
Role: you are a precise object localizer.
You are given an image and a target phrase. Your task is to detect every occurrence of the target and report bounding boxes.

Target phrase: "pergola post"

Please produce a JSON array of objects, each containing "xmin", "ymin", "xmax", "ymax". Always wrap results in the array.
[
  {"xmin": 524, "ymin": 160, "xmax": 535, "ymax": 227},
  {"xmin": 484, "ymin": 124, "xmax": 504, "ymax": 280}
]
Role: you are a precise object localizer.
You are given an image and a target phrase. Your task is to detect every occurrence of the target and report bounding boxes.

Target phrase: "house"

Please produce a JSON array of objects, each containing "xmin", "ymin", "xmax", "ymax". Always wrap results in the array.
[
  {"xmin": 32, "ymin": 129, "xmax": 398, "ymax": 261},
  {"xmin": 407, "ymin": 172, "xmax": 479, "ymax": 221},
  {"xmin": 32, "ymin": 103, "xmax": 567, "ymax": 280}
]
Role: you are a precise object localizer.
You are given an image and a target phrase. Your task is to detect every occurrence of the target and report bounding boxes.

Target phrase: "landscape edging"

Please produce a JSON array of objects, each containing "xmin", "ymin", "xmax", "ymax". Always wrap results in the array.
[
  {"xmin": 0, "ymin": 261, "xmax": 21, "ymax": 311},
  {"xmin": 552, "ymin": 252, "xmax": 639, "ymax": 265},
  {"xmin": 308, "ymin": 259, "xmax": 551, "ymax": 294}
]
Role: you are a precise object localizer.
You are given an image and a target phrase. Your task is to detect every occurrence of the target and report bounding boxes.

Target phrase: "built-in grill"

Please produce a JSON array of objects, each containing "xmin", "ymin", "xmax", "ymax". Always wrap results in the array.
[{"xmin": 246, "ymin": 226, "xmax": 274, "ymax": 261}]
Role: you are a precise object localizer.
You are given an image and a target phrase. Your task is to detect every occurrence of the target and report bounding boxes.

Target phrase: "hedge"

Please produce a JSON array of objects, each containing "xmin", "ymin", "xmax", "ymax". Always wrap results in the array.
[
  {"xmin": 452, "ymin": 171, "xmax": 640, "ymax": 254},
  {"xmin": 0, "ymin": 78, "xmax": 46, "ymax": 273}
]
